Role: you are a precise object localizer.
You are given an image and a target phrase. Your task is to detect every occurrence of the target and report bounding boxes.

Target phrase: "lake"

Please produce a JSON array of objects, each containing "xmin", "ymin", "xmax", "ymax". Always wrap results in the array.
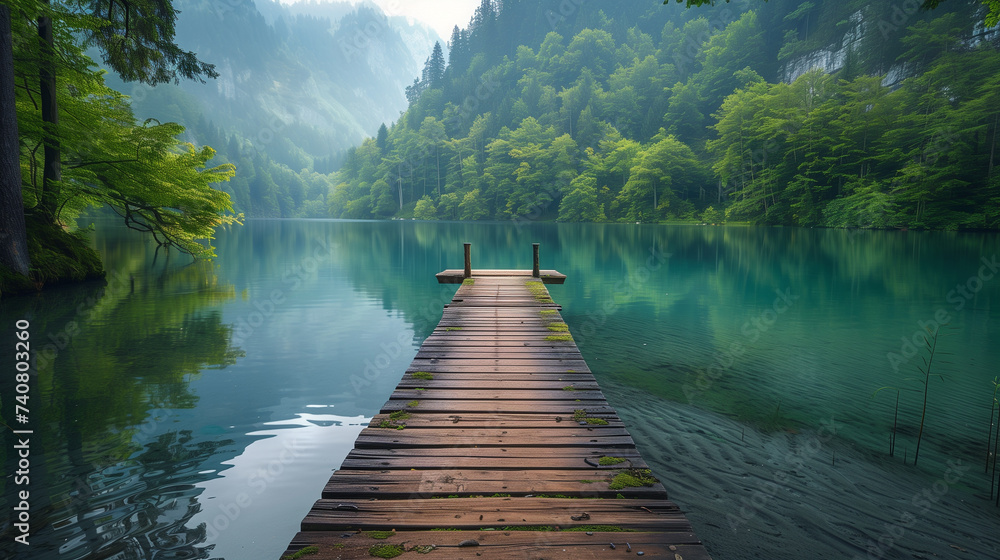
[{"xmin": 2, "ymin": 219, "xmax": 998, "ymax": 559}]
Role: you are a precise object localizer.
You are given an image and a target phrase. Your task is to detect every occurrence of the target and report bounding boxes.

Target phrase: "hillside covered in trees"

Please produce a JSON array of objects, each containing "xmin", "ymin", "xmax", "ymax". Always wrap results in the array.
[{"xmin": 330, "ymin": 0, "xmax": 1000, "ymax": 230}]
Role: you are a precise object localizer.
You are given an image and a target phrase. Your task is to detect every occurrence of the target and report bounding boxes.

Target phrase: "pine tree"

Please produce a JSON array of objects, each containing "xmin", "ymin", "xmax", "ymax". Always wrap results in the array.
[
  {"xmin": 427, "ymin": 42, "xmax": 445, "ymax": 87},
  {"xmin": 448, "ymin": 25, "xmax": 465, "ymax": 70},
  {"xmin": 376, "ymin": 123, "xmax": 389, "ymax": 153}
]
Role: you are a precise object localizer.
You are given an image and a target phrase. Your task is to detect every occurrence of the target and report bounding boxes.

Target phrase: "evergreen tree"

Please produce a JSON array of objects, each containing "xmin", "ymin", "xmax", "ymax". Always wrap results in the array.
[
  {"xmin": 376, "ymin": 123, "xmax": 389, "ymax": 153},
  {"xmin": 427, "ymin": 42, "xmax": 446, "ymax": 87}
]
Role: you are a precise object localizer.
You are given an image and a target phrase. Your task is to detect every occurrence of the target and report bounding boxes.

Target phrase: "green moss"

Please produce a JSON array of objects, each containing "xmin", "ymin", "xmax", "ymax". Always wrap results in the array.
[
  {"xmin": 545, "ymin": 334, "xmax": 572, "ymax": 342},
  {"xmin": 535, "ymin": 494, "xmax": 576, "ymax": 498},
  {"xmin": 407, "ymin": 400, "xmax": 419, "ymax": 408},
  {"xmin": 574, "ymin": 409, "xmax": 609, "ymax": 424},
  {"xmin": 598, "ymin": 456, "xmax": 627, "ymax": 466},
  {"xmin": 563, "ymin": 525, "xmax": 635, "ymax": 532},
  {"xmin": 462, "ymin": 278, "xmax": 475, "ymax": 286},
  {"xmin": 562, "ymin": 386, "xmax": 576, "ymax": 391},
  {"xmin": 1, "ymin": 215, "xmax": 105, "ymax": 296},
  {"xmin": 490, "ymin": 493, "xmax": 511, "ymax": 497},
  {"xmin": 368, "ymin": 544, "xmax": 404, "ymax": 558},
  {"xmin": 547, "ymin": 322, "xmax": 569, "ymax": 332},
  {"xmin": 371, "ymin": 420, "xmax": 397, "ymax": 429},
  {"xmin": 578, "ymin": 479, "xmax": 597, "ymax": 484},
  {"xmin": 389, "ymin": 411, "xmax": 410, "ymax": 421},
  {"xmin": 430, "ymin": 527, "xmax": 460, "ymax": 531},
  {"xmin": 415, "ymin": 387, "xmax": 425, "ymax": 391},
  {"xmin": 412, "ymin": 371, "xmax": 434, "ymax": 380},
  {"xmin": 608, "ymin": 469, "xmax": 659, "ymax": 490},
  {"xmin": 616, "ymin": 493, "xmax": 625, "ymax": 499},
  {"xmin": 445, "ymin": 326, "xmax": 463, "ymax": 331},
  {"xmin": 364, "ymin": 530, "xmax": 395, "ymax": 539},
  {"xmin": 409, "ymin": 545, "xmax": 436, "ymax": 553},
  {"xmin": 501, "ymin": 526, "xmax": 553, "ymax": 531},
  {"xmin": 539, "ymin": 309, "xmax": 557, "ymax": 316},
  {"xmin": 281, "ymin": 546, "xmax": 320, "ymax": 559}
]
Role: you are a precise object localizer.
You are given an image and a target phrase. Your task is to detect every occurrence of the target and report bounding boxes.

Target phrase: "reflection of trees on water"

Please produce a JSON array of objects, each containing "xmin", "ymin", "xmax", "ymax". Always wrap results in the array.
[
  {"xmin": 0, "ymin": 230, "xmax": 243, "ymax": 559},
  {"xmin": 45, "ymin": 431, "xmax": 233, "ymax": 560},
  {"xmin": 315, "ymin": 220, "xmax": 996, "ymax": 457}
]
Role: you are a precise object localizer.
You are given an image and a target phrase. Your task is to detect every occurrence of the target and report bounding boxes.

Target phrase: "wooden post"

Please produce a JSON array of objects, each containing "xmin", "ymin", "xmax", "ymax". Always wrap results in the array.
[
  {"xmin": 464, "ymin": 243, "xmax": 471, "ymax": 279},
  {"xmin": 532, "ymin": 243, "xmax": 540, "ymax": 278}
]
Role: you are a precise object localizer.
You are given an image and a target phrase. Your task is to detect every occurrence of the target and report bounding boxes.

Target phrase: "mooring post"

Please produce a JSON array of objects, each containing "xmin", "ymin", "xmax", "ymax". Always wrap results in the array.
[
  {"xmin": 532, "ymin": 243, "xmax": 540, "ymax": 278},
  {"xmin": 464, "ymin": 243, "xmax": 472, "ymax": 279}
]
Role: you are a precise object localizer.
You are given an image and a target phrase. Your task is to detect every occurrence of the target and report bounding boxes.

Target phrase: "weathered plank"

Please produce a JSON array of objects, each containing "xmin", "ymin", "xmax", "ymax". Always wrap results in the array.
[{"xmin": 286, "ymin": 531, "xmax": 710, "ymax": 560}]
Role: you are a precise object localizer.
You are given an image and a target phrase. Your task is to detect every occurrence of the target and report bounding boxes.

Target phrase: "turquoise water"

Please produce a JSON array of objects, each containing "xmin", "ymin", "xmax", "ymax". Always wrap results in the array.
[{"xmin": 1, "ymin": 219, "xmax": 998, "ymax": 559}]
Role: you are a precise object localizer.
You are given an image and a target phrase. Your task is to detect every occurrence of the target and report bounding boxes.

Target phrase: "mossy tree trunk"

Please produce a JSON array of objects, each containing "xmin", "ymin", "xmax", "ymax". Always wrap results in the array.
[{"xmin": 0, "ymin": 3, "xmax": 30, "ymax": 277}]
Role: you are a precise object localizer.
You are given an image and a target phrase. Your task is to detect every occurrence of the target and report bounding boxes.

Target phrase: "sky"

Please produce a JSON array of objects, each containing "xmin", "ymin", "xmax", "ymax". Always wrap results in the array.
[{"xmin": 352, "ymin": 0, "xmax": 479, "ymax": 40}]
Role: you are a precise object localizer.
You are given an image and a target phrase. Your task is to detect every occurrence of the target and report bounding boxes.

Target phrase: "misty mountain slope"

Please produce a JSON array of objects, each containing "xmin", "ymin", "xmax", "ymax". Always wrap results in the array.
[{"xmin": 112, "ymin": 0, "xmax": 440, "ymax": 171}]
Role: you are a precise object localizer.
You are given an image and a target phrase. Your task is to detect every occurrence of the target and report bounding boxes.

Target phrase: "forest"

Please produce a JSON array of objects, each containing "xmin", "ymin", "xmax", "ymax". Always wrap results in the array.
[{"xmin": 330, "ymin": 0, "xmax": 1000, "ymax": 230}]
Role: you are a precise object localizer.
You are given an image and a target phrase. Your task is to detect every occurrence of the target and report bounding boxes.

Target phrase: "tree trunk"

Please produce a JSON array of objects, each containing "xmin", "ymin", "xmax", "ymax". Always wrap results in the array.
[
  {"xmin": 397, "ymin": 162, "xmax": 403, "ymax": 210},
  {"xmin": 39, "ymin": 0, "xmax": 61, "ymax": 222},
  {"xmin": 989, "ymin": 112, "xmax": 998, "ymax": 179},
  {"xmin": 0, "ymin": 4, "xmax": 31, "ymax": 277}
]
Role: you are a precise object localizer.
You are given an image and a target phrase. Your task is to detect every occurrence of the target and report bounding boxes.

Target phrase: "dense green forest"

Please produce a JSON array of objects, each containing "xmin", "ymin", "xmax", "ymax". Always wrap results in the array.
[{"xmin": 330, "ymin": 0, "xmax": 1000, "ymax": 229}]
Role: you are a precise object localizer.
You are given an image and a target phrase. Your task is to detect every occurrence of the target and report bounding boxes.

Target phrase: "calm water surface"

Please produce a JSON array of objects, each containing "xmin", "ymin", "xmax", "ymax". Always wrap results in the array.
[{"xmin": 1, "ymin": 220, "xmax": 997, "ymax": 559}]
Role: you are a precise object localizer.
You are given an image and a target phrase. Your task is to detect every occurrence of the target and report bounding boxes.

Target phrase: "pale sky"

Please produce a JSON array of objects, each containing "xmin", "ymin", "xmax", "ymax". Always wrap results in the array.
[{"xmin": 354, "ymin": 0, "xmax": 479, "ymax": 40}]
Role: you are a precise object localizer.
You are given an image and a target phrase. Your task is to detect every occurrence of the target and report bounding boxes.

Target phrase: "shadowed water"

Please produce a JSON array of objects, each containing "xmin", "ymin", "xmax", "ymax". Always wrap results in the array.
[{"xmin": 1, "ymin": 219, "xmax": 997, "ymax": 559}]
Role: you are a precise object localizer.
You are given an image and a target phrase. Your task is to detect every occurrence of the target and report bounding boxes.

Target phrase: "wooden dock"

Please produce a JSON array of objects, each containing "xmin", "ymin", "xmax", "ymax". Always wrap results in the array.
[{"xmin": 282, "ymin": 250, "xmax": 711, "ymax": 559}]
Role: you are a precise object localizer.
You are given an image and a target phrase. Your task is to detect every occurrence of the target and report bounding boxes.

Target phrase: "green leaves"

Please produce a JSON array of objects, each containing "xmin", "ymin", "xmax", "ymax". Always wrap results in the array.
[{"xmin": 11, "ymin": 11, "xmax": 238, "ymax": 258}]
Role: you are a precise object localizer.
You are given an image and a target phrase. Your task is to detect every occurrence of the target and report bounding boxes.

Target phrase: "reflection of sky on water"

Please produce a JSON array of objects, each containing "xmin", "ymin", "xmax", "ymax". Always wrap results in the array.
[{"xmin": 187, "ymin": 412, "xmax": 368, "ymax": 560}]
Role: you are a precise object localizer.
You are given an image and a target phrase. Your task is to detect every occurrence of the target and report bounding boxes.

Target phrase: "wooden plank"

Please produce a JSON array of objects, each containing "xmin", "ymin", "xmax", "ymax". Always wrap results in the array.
[
  {"xmin": 301, "ymin": 497, "xmax": 687, "ymax": 531},
  {"xmin": 323, "ymin": 471, "xmax": 666, "ymax": 499},
  {"xmin": 285, "ymin": 531, "xmax": 709, "ymax": 560},
  {"xmin": 396, "ymin": 379, "xmax": 601, "ymax": 390},
  {"xmin": 339, "ymin": 455, "xmax": 649, "ymax": 471},
  {"xmin": 357, "ymin": 425, "xmax": 631, "ymax": 439},
  {"xmin": 408, "ymin": 359, "xmax": 589, "ymax": 367},
  {"xmin": 342, "ymin": 447, "xmax": 642, "ymax": 460},
  {"xmin": 399, "ymin": 373, "xmax": 597, "ymax": 383},
  {"xmin": 353, "ymin": 434, "xmax": 635, "ymax": 449},
  {"xmin": 389, "ymin": 389, "xmax": 605, "ymax": 401},
  {"xmin": 403, "ymin": 365, "xmax": 591, "ymax": 374},
  {"xmin": 367, "ymin": 411, "xmax": 616, "ymax": 426},
  {"xmin": 414, "ymin": 351, "xmax": 583, "ymax": 360},
  {"xmin": 380, "ymin": 400, "xmax": 611, "ymax": 414}
]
